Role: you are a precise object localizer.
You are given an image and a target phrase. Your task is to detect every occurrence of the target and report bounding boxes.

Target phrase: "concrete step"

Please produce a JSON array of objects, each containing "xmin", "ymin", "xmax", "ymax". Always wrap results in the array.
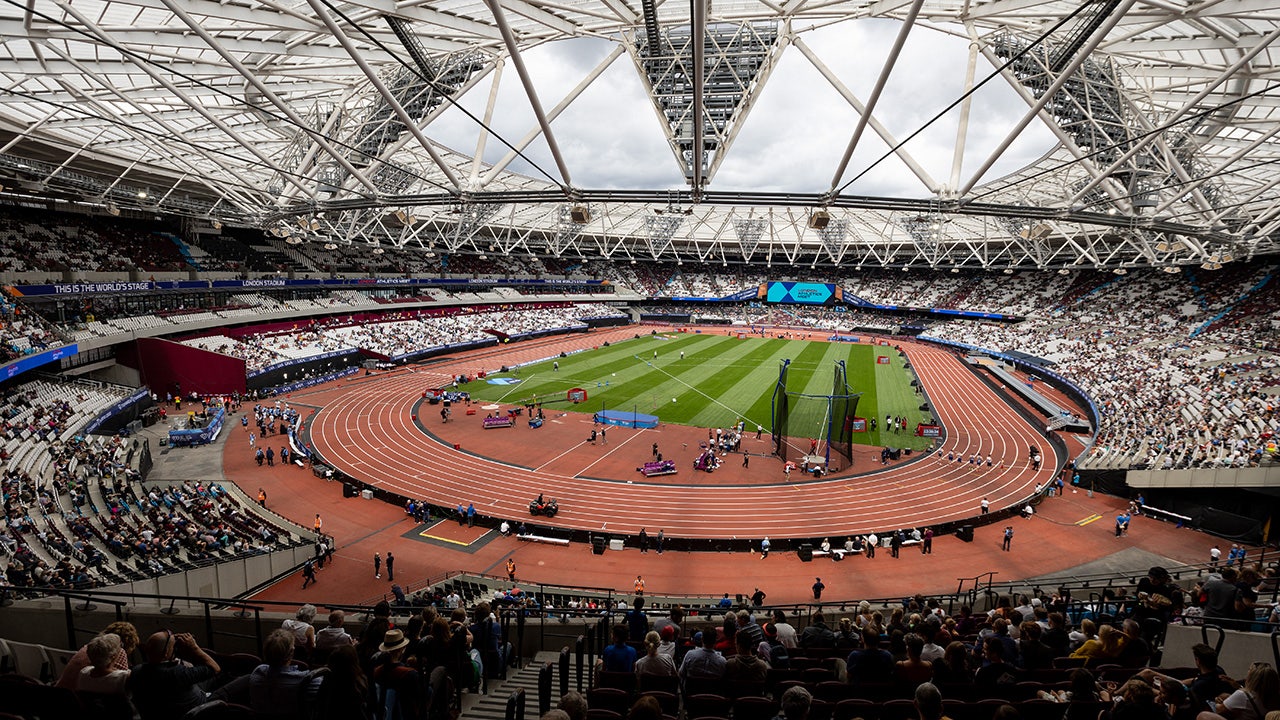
[{"xmin": 461, "ymin": 651, "xmax": 565, "ymax": 720}]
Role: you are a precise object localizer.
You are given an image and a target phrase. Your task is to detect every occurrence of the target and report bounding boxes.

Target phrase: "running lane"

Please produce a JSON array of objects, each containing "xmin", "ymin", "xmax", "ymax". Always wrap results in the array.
[{"xmin": 308, "ymin": 337, "xmax": 1053, "ymax": 539}]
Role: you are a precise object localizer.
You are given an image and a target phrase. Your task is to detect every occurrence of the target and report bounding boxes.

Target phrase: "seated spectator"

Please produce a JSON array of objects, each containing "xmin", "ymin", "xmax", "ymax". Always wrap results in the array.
[
  {"xmin": 931, "ymin": 641, "xmax": 972, "ymax": 686},
  {"xmin": 248, "ymin": 629, "xmax": 323, "ymax": 718},
  {"xmin": 129, "ymin": 630, "xmax": 222, "ymax": 720},
  {"xmin": 657, "ymin": 625, "xmax": 678, "ymax": 661},
  {"xmin": 282, "ymin": 604, "xmax": 318, "ymax": 658},
  {"xmin": 1114, "ymin": 619, "xmax": 1151, "ymax": 668},
  {"xmin": 758, "ymin": 623, "xmax": 789, "ymax": 669},
  {"xmin": 894, "ymin": 633, "xmax": 933, "ymax": 687},
  {"xmin": 1100, "ymin": 678, "xmax": 1166, "ymax": 720},
  {"xmin": 1038, "ymin": 668, "xmax": 1111, "ymax": 704},
  {"xmin": 55, "ymin": 620, "xmax": 139, "ymax": 689},
  {"xmin": 1042, "ymin": 612, "xmax": 1071, "ymax": 658},
  {"xmin": 1158, "ymin": 679, "xmax": 1196, "ymax": 720},
  {"xmin": 1069, "ymin": 618, "xmax": 1098, "ymax": 652},
  {"xmin": 723, "ymin": 631, "xmax": 769, "ymax": 685},
  {"xmin": 914, "ymin": 682, "xmax": 945, "ymax": 720},
  {"xmin": 77, "ymin": 633, "xmax": 131, "ymax": 695},
  {"xmin": 372, "ymin": 629, "xmax": 425, "ymax": 720},
  {"xmin": 635, "ymin": 631, "xmax": 676, "ymax": 677},
  {"xmin": 678, "ymin": 628, "xmax": 726, "ymax": 685},
  {"xmin": 472, "ymin": 602, "xmax": 509, "ymax": 680},
  {"xmin": 973, "ymin": 637, "xmax": 1020, "ymax": 688},
  {"xmin": 628, "ymin": 695, "xmax": 663, "ymax": 720},
  {"xmin": 1017, "ymin": 622, "xmax": 1055, "ymax": 671},
  {"xmin": 846, "ymin": 627, "xmax": 893, "ymax": 686},
  {"xmin": 601, "ymin": 623, "xmax": 636, "ymax": 673},
  {"xmin": 715, "ymin": 614, "xmax": 738, "ymax": 654},
  {"xmin": 776, "ymin": 685, "xmax": 812, "ymax": 720},
  {"xmin": 313, "ymin": 645, "xmax": 371, "ymax": 720},
  {"xmin": 799, "ymin": 612, "xmax": 836, "ymax": 649},
  {"xmin": 1071, "ymin": 624, "xmax": 1126, "ymax": 664},
  {"xmin": 1203, "ymin": 662, "xmax": 1280, "ymax": 720},
  {"xmin": 1138, "ymin": 643, "xmax": 1233, "ymax": 710},
  {"xmin": 316, "ymin": 610, "xmax": 356, "ymax": 652},
  {"xmin": 558, "ymin": 690, "xmax": 588, "ymax": 720}
]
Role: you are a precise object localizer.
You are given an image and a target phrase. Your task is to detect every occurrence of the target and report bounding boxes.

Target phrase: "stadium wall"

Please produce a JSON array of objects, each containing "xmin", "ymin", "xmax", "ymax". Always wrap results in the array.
[{"xmin": 116, "ymin": 337, "xmax": 247, "ymax": 396}]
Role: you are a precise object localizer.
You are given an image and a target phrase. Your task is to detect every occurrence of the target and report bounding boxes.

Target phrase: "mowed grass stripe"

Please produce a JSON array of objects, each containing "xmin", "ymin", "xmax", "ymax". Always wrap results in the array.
[
  {"xmin": 683, "ymin": 337, "xmax": 799, "ymax": 427},
  {"xmin": 871, "ymin": 347, "xmax": 931, "ymax": 450},
  {"xmin": 460, "ymin": 333, "xmax": 934, "ymax": 449},
  {"xmin": 632, "ymin": 335, "xmax": 777, "ymax": 423}
]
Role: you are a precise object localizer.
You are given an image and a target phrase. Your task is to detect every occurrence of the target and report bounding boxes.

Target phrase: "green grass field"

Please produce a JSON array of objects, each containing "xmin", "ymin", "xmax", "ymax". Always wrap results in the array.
[{"xmin": 459, "ymin": 333, "xmax": 932, "ymax": 450}]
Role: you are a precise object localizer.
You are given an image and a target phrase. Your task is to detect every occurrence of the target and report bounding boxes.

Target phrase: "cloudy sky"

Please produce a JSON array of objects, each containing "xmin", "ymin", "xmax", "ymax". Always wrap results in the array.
[{"xmin": 427, "ymin": 17, "xmax": 1058, "ymax": 199}]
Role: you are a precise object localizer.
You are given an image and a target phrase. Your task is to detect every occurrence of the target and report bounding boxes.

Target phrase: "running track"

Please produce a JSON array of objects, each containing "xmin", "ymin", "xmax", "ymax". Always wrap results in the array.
[{"xmin": 308, "ymin": 334, "xmax": 1053, "ymax": 540}]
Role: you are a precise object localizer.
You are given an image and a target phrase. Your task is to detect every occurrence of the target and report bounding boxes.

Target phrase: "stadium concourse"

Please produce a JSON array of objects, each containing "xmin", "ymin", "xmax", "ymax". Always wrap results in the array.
[{"xmin": 223, "ymin": 328, "xmax": 1208, "ymax": 608}]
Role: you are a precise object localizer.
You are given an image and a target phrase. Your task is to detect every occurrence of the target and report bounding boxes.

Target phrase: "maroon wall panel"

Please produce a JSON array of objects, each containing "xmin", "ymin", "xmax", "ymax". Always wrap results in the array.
[{"xmin": 119, "ymin": 337, "xmax": 247, "ymax": 396}]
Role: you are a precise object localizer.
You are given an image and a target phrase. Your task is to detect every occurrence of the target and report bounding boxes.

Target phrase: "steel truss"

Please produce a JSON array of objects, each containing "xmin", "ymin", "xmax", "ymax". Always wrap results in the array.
[{"xmin": 0, "ymin": 0, "xmax": 1276, "ymax": 272}]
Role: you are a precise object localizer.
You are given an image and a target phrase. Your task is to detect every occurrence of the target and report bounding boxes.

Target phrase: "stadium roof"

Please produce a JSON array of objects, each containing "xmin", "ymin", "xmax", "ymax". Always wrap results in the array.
[{"xmin": 1, "ymin": 0, "xmax": 1278, "ymax": 271}]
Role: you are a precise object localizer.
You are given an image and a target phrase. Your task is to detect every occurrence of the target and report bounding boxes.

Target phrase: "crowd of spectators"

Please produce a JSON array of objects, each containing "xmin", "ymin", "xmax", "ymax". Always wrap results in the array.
[
  {"xmin": 177, "ymin": 303, "xmax": 625, "ymax": 371},
  {"xmin": 0, "ymin": 380, "xmax": 306, "ymax": 592},
  {"xmin": 0, "ymin": 295, "xmax": 60, "ymax": 362},
  {"xmin": 926, "ymin": 267, "xmax": 1279, "ymax": 471},
  {"xmin": 0, "ymin": 207, "xmax": 187, "ymax": 273},
  {"xmin": 16, "ymin": 557, "xmax": 1280, "ymax": 720}
]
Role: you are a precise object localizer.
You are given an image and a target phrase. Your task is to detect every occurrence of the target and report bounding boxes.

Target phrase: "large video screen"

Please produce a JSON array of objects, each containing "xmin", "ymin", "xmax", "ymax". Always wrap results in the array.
[{"xmin": 764, "ymin": 281, "xmax": 840, "ymax": 305}]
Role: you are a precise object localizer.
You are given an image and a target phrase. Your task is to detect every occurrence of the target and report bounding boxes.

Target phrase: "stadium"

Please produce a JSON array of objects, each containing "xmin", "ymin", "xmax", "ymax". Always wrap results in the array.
[{"xmin": 0, "ymin": 0, "xmax": 1278, "ymax": 718}]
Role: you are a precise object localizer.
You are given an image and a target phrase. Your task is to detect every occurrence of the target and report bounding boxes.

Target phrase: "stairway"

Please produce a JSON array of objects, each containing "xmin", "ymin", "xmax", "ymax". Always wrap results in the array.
[{"xmin": 461, "ymin": 650, "xmax": 563, "ymax": 720}]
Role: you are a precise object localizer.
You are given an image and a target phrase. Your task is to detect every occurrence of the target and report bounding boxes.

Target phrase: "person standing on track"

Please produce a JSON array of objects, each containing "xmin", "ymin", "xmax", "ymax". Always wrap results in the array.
[
  {"xmin": 374, "ymin": 552, "xmax": 381, "ymax": 579},
  {"xmin": 386, "ymin": 552, "xmax": 394, "ymax": 582},
  {"xmin": 812, "ymin": 577, "xmax": 825, "ymax": 601},
  {"xmin": 506, "ymin": 557, "xmax": 516, "ymax": 581},
  {"xmin": 1002, "ymin": 526, "xmax": 1014, "ymax": 551}
]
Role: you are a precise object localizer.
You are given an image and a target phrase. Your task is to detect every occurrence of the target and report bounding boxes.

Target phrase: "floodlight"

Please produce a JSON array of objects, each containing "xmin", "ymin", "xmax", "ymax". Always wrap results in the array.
[
  {"xmin": 323, "ymin": 242, "xmax": 338, "ymax": 250},
  {"xmin": 570, "ymin": 205, "xmax": 591, "ymax": 224},
  {"xmin": 1113, "ymin": 267, "xmax": 1128, "ymax": 275},
  {"xmin": 1160, "ymin": 265, "xmax": 1180, "ymax": 273},
  {"xmin": 808, "ymin": 210, "xmax": 831, "ymax": 229}
]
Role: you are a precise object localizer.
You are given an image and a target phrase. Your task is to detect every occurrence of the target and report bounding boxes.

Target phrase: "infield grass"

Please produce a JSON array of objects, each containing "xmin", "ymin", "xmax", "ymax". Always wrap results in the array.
[{"xmin": 457, "ymin": 332, "xmax": 932, "ymax": 450}]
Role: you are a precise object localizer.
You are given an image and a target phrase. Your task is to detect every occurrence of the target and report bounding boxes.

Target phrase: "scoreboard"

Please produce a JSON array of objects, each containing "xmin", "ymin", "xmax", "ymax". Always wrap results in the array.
[{"xmin": 761, "ymin": 281, "xmax": 842, "ymax": 305}]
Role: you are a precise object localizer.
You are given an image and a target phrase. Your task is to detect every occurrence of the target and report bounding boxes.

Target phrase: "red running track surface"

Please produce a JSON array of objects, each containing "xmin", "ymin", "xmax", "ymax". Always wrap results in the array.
[{"xmin": 307, "ymin": 334, "xmax": 1055, "ymax": 540}]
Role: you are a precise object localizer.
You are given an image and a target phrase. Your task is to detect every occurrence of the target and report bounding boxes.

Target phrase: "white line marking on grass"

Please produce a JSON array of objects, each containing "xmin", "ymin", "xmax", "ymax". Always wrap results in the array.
[
  {"xmin": 495, "ymin": 376, "xmax": 532, "ymax": 402},
  {"xmin": 643, "ymin": 358, "xmax": 752, "ymax": 421}
]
